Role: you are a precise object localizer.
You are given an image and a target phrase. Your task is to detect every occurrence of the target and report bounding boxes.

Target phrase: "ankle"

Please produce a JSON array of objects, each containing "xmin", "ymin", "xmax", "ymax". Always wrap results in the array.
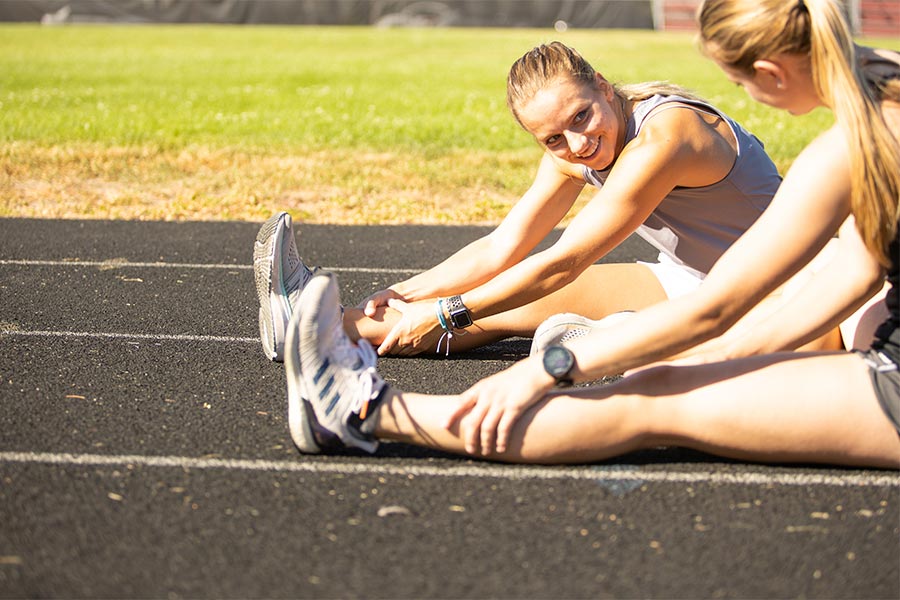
[{"xmin": 343, "ymin": 307, "xmax": 378, "ymax": 343}]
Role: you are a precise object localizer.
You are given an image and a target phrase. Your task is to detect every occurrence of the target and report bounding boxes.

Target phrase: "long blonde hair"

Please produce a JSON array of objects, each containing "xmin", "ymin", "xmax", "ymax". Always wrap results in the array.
[
  {"xmin": 506, "ymin": 42, "xmax": 705, "ymax": 130},
  {"xmin": 698, "ymin": 0, "xmax": 900, "ymax": 266}
]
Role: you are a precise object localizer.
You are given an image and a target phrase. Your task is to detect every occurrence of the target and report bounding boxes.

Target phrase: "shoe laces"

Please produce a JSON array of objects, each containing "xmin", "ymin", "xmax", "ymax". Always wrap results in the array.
[
  {"xmin": 284, "ymin": 231, "xmax": 301, "ymax": 268},
  {"xmin": 331, "ymin": 329, "xmax": 382, "ymax": 415}
]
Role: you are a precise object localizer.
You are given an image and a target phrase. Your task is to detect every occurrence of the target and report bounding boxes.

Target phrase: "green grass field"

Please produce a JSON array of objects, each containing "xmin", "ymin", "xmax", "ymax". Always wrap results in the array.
[{"xmin": 1, "ymin": 25, "xmax": 897, "ymax": 223}]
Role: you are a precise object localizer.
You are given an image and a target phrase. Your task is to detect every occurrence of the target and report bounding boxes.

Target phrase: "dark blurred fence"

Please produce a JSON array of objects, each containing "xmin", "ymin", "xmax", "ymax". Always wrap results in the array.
[
  {"xmin": 0, "ymin": 0, "xmax": 654, "ymax": 28},
  {"xmin": 1, "ymin": 0, "xmax": 894, "ymax": 34}
]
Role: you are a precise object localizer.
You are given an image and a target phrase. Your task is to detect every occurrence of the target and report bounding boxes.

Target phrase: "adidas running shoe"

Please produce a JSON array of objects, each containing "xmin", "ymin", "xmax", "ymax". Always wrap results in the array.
[
  {"xmin": 284, "ymin": 272, "xmax": 388, "ymax": 454},
  {"xmin": 529, "ymin": 311, "xmax": 635, "ymax": 356},
  {"xmin": 253, "ymin": 212, "xmax": 317, "ymax": 362}
]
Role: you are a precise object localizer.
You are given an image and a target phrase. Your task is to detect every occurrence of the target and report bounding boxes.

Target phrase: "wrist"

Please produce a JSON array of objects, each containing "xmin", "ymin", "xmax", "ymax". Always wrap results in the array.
[
  {"xmin": 530, "ymin": 358, "xmax": 561, "ymax": 395},
  {"xmin": 443, "ymin": 294, "xmax": 474, "ymax": 329},
  {"xmin": 435, "ymin": 299, "xmax": 451, "ymax": 332},
  {"xmin": 542, "ymin": 345, "xmax": 576, "ymax": 387},
  {"xmin": 389, "ymin": 283, "xmax": 413, "ymax": 301}
]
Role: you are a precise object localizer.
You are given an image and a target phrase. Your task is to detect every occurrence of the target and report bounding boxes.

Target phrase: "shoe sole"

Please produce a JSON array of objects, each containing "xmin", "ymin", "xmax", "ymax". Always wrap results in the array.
[
  {"xmin": 253, "ymin": 213, "xmax": 293, "ymax": 362},
  {"xmin": 284, "ymin": 279, "xmax": 323, "ymax": 454}
]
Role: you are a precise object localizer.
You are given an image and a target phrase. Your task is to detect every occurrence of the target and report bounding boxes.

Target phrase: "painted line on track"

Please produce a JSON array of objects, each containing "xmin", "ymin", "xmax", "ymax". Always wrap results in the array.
[
  {"xmin": 1, "ymin": 451, "xmax": 897, "ymax": 488},
  {"xmin": 0, "ymin": 330, "xmax": 514, "ymax": 367},
  {"xmin": 0, "ymin": 259, "xmax": 418, "ymax": 275},
  {"xmin": 0, "ymin": 258, "xmax": 415, "ymax": 343},
  {"xmin": 1, "ymin": 329, "xmax": 259, "ymax": 344}
]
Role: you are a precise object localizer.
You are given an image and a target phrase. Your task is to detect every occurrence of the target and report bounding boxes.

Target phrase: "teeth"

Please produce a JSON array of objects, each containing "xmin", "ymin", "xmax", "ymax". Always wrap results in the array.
[{"xmin": 576, "ymin": 143, "xmax": 596, "ymax": 159}]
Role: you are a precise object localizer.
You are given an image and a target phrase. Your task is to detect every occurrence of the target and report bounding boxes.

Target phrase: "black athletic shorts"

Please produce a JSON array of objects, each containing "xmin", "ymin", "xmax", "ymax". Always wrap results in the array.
[{"xmin": 855, "ymin": 348, "xmax": 900, "ymax": 435}]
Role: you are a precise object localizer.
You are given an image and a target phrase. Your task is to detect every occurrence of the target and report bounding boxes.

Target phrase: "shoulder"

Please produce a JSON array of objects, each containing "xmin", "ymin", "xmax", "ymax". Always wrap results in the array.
[
  {"xmin": 527, "ymin": 152, "xmax": 587, "ymax": 195},
  {"xmin": 788, "ymin": 126, "xmax": 851, "ymax": 184},
  {"xmin": 637, "ymin": 100, "xmax": 726, "ymax": 144},
  {"xmin": 801, "ymin": 125, "xmax": 849, "ymax": 157},
  {"xmin": 626, "ymin": 99, "xmax": 735, "ymax": 163}
]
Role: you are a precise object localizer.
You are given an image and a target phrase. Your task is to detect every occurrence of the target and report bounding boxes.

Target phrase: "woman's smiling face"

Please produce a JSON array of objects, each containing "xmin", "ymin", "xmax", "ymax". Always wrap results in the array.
[{"xmin": 516, "ymin": 74, "xmax": 623, "ymax": 170}]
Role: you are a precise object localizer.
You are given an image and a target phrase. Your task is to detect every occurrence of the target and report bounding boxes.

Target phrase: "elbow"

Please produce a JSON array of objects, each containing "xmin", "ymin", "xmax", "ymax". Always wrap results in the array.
[
  {"xmin": 862, "ymin": 265, "xmax": 886, "ymax": 300},
  {"xmin": 688, "ymin": 293, "xmax": 745, "ymax": 342},
  {"xmin": 555, "ymin": 259, "xmax": 586, "ymax": 287},
  {"xmin": 545, "ymin": 253, "xmax": 593, "ymax": 289},
  {"xmin": 696, "ymin": 307, "xmax": 734, "ymax": 340},
  {"xmin": 484, "ymin": 232, "xmax": 527, "ymax": 272}
]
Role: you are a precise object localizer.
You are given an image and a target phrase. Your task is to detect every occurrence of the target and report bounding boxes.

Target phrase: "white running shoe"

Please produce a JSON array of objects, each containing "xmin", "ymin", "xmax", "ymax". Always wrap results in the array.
[
  {"xmin": 529, "ymin": 311, "xmax": 635, "ymax": 356},
  {"xmin": 284, "ymin": 272, "xmax": 388, "ymax": 454},
  {"xmin": 253, "ymin": 212, "xmax": 317, "ymax": 362}
]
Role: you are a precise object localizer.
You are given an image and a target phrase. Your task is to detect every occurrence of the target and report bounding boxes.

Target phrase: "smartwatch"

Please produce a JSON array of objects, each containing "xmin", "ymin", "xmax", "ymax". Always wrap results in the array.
[
  {"xmin": 542, "ymin": 345, "xmax": 575, "ymax": 387},
  {"xmin": 445, "ymin": 295, "xmax": 474, "ymax": 329}
]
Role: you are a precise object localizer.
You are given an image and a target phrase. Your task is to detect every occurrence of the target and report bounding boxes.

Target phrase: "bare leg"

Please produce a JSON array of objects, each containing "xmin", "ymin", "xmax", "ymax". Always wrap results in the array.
[
  {"xmin": 673, "ymin": 240, "xmax": 848, "ymax": 359},
  {"xmin": 345, "ymin": 262, "xmax": 667, "ymax": 351},
  {"xmin": 708, "ymin": 293, "xmax": 844, "ymax": 353},
  {"xmin": 758, "ymin": 238, "xmax": 845, "ymax": 351},
  {"xmin": 345, "ymin": 253, "xmax": 843, "ymax": 355},
  {"xmin": 374, "ymin": 352, "xmax": 900, "ymax": 468}
]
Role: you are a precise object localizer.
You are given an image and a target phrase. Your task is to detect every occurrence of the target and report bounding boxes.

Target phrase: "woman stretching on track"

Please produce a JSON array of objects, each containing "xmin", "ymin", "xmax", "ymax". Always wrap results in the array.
[
  {"xmin": 282, "ymin": 0, "xmax": 900, "ymax": 468},
  {"xmin": 254, "ymin": 41, "xmax": 805, "ymax": 361}
]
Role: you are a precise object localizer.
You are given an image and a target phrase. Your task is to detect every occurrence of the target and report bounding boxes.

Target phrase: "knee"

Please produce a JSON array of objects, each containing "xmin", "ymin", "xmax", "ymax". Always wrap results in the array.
[
  {"xmin": 620, "ymin": 363, "xmax": 684, "ymax": 393},
  {"xmin": 613, "ymin": 364, "xmax": 709, "ymax": 443}
]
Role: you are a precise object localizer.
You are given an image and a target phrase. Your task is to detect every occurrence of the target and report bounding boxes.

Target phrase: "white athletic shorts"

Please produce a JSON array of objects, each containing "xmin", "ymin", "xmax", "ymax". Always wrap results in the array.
[{"xmin": 638, "ymin": 253, "xmax": 705, "ymax": 299}]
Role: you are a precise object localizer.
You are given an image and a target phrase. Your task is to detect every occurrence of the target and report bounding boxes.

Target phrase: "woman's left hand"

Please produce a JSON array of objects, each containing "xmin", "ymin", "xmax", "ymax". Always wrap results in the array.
[
  {"xmin": 377, "ymin": 298, "xmax": 445, "ymax": 356},
  {"xmin": 445, "ymin": 358, "xmax": 554, "ymax": 455}
]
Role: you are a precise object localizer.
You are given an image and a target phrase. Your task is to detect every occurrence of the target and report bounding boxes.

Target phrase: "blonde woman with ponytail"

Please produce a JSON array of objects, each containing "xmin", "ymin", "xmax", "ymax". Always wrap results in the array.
[{"xmin": 279, "ymin": 1, "xmax": 900, "ymax": 468}]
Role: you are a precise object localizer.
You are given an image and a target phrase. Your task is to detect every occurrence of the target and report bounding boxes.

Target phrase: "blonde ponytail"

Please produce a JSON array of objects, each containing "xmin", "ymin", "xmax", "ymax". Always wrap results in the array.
[
  {"xmin": 616, "ymin": 81, "xmax": 705, "ymax": 103},
  {"xmin": 699, "ymin": 0, "xmax": 900, "ymax": 266}
]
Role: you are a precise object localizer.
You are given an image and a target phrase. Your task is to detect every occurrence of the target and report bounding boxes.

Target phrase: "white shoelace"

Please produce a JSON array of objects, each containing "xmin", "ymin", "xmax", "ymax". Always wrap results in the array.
[{"xmin": 331, "ymin": 331, "xmax": 381, "ymax": 413}]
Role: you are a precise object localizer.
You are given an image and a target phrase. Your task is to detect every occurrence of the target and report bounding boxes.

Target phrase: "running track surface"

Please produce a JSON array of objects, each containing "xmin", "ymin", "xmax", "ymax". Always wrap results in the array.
[{"xmin": 1, "ymin": 217, "xmax": 897, "ymax": 598}]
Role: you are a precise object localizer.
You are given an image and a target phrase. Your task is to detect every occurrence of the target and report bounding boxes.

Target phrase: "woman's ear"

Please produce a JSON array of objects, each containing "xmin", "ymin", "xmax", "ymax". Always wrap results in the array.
[
  {"xmin": 594, "ymin": 72, "xmax": 613, "ymax": 99},
  {"xmin": 752, "ymin": 59, "xmax": 787, "ymax": 90}
]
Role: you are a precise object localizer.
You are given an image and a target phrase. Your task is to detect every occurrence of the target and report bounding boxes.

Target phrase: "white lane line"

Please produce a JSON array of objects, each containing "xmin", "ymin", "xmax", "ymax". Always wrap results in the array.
[
  {"xmin": 0, "ymin": 330, "xmax": 513, "ymax": 367},
  {"xmin": 0, "ymin": 259, "xmax": 418, "ymax": 275},
  {"xmin": 1, "ymin": 451, "xmax": 897, "ymax": 487},
  {"xmin": 0, "ymin": 329, "xmax": 258, "ymax": 344}
]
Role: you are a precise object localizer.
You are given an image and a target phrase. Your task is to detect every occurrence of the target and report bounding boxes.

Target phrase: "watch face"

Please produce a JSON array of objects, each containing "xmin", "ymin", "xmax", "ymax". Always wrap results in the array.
[
  {"xmin": 451, "ymin": 310, "xmax": 473, "ymax": 329},
  {"xmin": 543, "ymin": 345, "xmax": 574, "ymax": 378}
]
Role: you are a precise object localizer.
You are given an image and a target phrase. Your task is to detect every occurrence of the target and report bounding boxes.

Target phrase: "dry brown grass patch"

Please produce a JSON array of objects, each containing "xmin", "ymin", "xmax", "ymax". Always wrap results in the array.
[{"xmin": 1, "ymin": 142, "xmax": 550, "ymax": 224}]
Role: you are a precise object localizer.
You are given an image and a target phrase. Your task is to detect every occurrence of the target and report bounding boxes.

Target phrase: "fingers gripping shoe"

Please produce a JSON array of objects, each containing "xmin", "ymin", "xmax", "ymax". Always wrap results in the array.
[
  {"xmin": 253, "ymin": 212, "xmax": 317, "ymax": 362},
  {"xmin": 529, "ymin": 311, "xmax": 635, "ymax": 356},
  {"xmin": 285, "ymin": 272, "xmax": 388, "ymax": 454}
]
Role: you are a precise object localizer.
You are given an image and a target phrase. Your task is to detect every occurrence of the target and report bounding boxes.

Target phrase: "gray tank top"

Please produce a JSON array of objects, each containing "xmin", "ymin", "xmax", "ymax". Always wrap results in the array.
[{"xmin": 582, "ymin": 94, "xmax": 781, "ymax": 277}]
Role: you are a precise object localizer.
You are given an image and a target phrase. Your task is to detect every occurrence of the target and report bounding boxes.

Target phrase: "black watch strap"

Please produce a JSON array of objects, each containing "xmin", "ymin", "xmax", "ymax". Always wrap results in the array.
[{"xmin": 445, "ymin": 295, "xmax": 474, "ymax": 329}]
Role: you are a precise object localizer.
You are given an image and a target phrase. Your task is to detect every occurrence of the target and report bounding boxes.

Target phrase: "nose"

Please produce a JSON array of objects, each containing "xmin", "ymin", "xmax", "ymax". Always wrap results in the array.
[{"xmin": 564, "ymin": 130, "xmax": 591, "ymax": 157}]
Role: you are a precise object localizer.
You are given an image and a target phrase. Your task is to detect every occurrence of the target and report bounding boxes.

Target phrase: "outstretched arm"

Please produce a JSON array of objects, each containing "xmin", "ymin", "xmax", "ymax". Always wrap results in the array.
[
  {"xmin": 359, "ymin": 153, "xmax": 583, "ymax": 315},
  {"xmin": 682, "ymin": 216, "xmax": 884, "ymax": 361}
]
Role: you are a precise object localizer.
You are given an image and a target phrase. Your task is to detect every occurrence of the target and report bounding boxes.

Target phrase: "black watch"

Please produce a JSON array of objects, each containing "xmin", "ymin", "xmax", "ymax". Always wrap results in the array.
[
  {"xmin": 542, "ymin": 345, "xmax": 575, "ymax": 387},
  {"xmin": 445, "ymin": 295, "xmax": 474, "ymax": 329}
]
